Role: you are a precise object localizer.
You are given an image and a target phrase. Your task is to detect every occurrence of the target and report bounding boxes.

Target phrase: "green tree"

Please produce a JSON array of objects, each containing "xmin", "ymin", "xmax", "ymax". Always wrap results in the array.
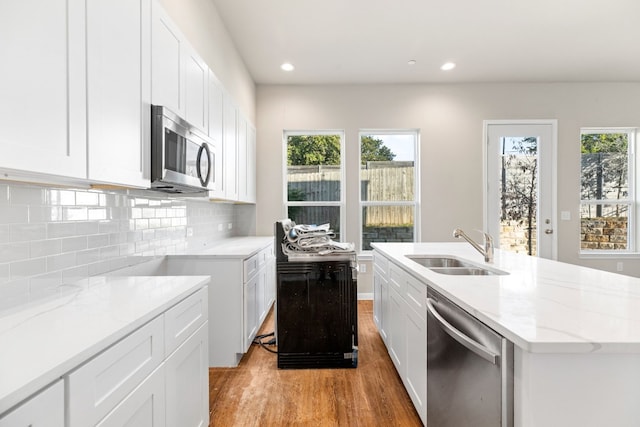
[
  {"xmin": 287, "ymin": 135, "xmax": 341, "ymax": 166},
  {"xmin": 361, "ymin": 136, "xmax": 396, "ymax": 164},
  {"xmin": 581, "ymin": 133, "xmax": 628, "ymax": 217}
]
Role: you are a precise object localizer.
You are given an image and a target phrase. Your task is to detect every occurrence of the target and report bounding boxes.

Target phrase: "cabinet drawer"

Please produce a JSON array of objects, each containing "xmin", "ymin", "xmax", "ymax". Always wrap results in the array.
[
  {"xmin": 405, "ymin": 274, "xmax": 427, "ymax": 315},
  {"xmin": 0, "ymin": 380, "xmax": 64, "ymax": 427},
  {"xmin": 244, "ymin": 254, "xmax": 259, "ymax": 281},
  {"xmin": 373, "ymin": 253, "xmax": 388, "ymax": 275},
  {"xmin": 165, "ymin": 286, "xmax": 208, "ymax": 356},
  {"xmin": 388, "ymin": 263, "xmax": 406, "ymax": 293},
  {"xmin": 67, "ymin": 315, "xmax": 164, "ymax": 427}
]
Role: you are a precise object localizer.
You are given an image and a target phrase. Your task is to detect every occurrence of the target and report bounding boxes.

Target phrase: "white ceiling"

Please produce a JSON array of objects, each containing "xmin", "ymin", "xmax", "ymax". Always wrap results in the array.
[{"xmin": 210, "ymin": 0, "xmax": 640, "ymax": 85}]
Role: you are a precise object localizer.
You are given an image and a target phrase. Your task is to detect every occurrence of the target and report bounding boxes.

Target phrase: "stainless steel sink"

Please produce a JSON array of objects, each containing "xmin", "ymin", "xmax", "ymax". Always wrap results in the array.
[
  {"xmin": 405, "ymin": 256, "xmax": 473, "ymax": 268},
  {"xmin": 405, "ymin": 255, "xmax": 508, "ymax": 276},
  {"xmin": 429, "ymin": 267, "xmax": 495, "ymax": 275}
]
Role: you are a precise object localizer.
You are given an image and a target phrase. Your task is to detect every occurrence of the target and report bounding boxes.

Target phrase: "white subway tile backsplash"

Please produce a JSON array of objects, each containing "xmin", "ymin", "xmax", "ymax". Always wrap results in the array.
[
  {"xmin": 11, "ymin": 258, "xmax": 47, "ymax": 278},
  {"xmin": 0, "ymin": 243, "xmax": 30, "ymax": 263},
  {"xmin": 9, "ymin": 223, "xmax": 47, "ymax": 242},
  {"xmin": 88, "ymin": 234, "xmax": 109, "ymax": 249},
  {"xmin": 9, "ymin": 186, "xmax": 47, "ymax": 205},
  {"xmin": 50, "ymin": 190, "xmax": 76, "ymax": 205},
  {"xmin": 75, "ymin": 191, "xmax": 99, "ymax": 206},
  {"xmin": 47, "ymin": 222, "xmax": 77, "ymax": 238},
  {"xmin": 0, "ymin": 182, "xmax": 247, "ymax": 311},
  {"xmin": 0, "ymin": 206, "xmax": 29, "ymax": 224},
  {"xmin": 63, "ymin": 207, "xmax": 88, "ymax": 221},
  {"xmin": 60, "ymin": 236, "xmax": 87, "ymax": 253},
  {"xmin": 31, "ymin": 239, "xmax": 63, "ymax": 258},
  {"xmin": 47, "ymin": 253, "xmax": 76, "ymax": 271}
]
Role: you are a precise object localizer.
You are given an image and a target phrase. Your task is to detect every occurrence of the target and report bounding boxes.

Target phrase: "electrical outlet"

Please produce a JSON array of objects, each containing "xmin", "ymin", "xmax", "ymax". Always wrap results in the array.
[
  {"xmin": 186, "ymin": 227, "xmax": 194, "ymax": 237},
  {"xmin": 617, "ymin": 262, "xmax": 624, "ymax": 272},
  {"xmin": 218, "ymin": 223, "xmax": 223, "ymax": 231},
  {"xmin": 228, "ymin": 223, "xmax": 233, "ymax": 230},
  {"xmin": 359, "ymin": 263, "xmax": 367, "ymax": 273}
]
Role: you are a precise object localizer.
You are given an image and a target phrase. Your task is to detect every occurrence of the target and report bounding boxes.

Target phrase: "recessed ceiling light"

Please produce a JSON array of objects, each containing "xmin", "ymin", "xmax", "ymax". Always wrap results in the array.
[
  {"xmin": 281, "ymin": 62, "xmax": 295, "ymax": 71},
  {"xmin": 407, "ymin": 60, "xmax": 417, "ymax": 65},
  {"xmin": 441, "ymin": 62, "xmax": 456, "ymax": 71}
]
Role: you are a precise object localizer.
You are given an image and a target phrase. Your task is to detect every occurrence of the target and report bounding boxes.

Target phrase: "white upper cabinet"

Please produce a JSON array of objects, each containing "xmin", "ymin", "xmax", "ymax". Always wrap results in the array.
[
  {"xmin": 86, "ymin": 0, "xmax": 151, "ymax": 188},
  {"xmin": 223, "ymin": 94, "xmax": 239, "ymax": 201},
  {"xmin": 0, "ymin": 0, "xmax": 87, "ymax": 179},
  {"xmin": 183, "ymin": 45, "xmax": 208, "ymax": 133},
  {"xmin": 247, "ymin": 124, "xmax": 257, "ymax": 203},
  {"xmin": 237, "ymin": 113, "xmax": 248, "ymax": 202},
  {"xmin": 208, "ymin": 72, "xmax": 225, "ymax": 199},
  {"xmin": 151, "ymin": 3, "xmax": 185, "ymax": 116}
]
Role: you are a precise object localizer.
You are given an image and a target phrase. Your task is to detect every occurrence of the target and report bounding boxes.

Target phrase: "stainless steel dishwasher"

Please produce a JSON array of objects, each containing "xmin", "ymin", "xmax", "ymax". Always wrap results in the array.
[{"xmin": 426, "ymin": 287, "xmax": 513, "ymax": 427}]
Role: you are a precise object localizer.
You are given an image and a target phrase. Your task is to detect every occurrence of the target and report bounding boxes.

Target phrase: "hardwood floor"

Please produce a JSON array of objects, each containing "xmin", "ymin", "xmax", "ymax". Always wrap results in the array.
[{"xmin": 209, "ymin": 300, "xmax": 422, "ymax": 426}]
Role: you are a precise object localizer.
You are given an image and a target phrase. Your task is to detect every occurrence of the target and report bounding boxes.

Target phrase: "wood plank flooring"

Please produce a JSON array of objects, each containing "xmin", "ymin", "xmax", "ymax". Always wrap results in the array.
[{"xmin": 209, "ymin": 300, "xmax": 422, "ymax": 426}]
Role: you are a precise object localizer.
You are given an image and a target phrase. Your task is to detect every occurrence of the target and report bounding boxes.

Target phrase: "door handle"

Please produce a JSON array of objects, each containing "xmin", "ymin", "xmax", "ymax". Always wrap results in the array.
[
  {"xmin": 426, "ymin": 298, "xmax": 499, "ymax": 364},
  {"xmin": 545, "ymin": 229, "xmax": 553, "ymax": 234}
]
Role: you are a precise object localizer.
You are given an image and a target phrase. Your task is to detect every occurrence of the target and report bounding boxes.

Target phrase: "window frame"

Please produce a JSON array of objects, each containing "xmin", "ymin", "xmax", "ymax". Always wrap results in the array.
[
  {"xmin": 282, "ymin": 130, "xmax": 346, "ymax": 241},
  {"xmin": 579, "ymin": 127, "xmax": 637, "ymax": 256},
  {"xmin": 358, "ymin": 129, "xmax": 420, "ymax": 252}
]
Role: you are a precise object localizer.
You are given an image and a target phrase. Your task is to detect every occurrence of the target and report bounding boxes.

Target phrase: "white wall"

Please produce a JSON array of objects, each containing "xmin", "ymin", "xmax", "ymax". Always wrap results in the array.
[
  {"xmin": 256, "ymin": 82, "xmax": 640, "ymax": 279},
  {"xmin": 159, "ymin": 0, "xmax": 256, "ymax": 124}
]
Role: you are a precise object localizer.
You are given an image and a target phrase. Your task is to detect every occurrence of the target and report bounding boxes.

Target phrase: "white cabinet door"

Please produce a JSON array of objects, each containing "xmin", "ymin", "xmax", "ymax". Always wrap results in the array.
[
  {"xmin": 387, "ymin": 286, "xmax": 406, "ymax": 377},
  {"xmin": 237, "ymin": 114, "xmax": 248, "ymax": 202},
  {"xmin": 207, "ymin": 72, "xmax": 225, "ymax": 198},
  {"xmin": 405, "ymin": 305, "xmax": 427, "ymax": 425},
  {"xmin": 86, "ymin": 0, "xmax": 151, "ymax": 188},
  {"xmin": 247, "ymin": 124, "xmax": 257, "ymax": 203},
  {"xmin": 165, "ymin": 322, "xmax": 209, "ymax": 427},
  {"xmin": 0, "ymin": 380, "xmax": 64, "ymax": 427},
  {"xmin": 183, "ymin": 46, "xmax": 208, "ymax": 133},
  {"xmin": 0, "ymin": 0, "xmax": 86, "ymax": 179},
  {"xmin": 96, "ymin": 365, "xmax": 165, "ymax": 427},
  {"xmin": 151, "ymin": 3, "xmax": 184, "ymax": 116},
  {"xmin": 373, "ymin": 268, "xmax": 383, "ymax": 330},
  {"xmin": 67, "ymin": 316, "xmax": 164, "ymax": 427},
  {"xmin": 244, "ymin": 273, "xmax": 259, "ymax": 351},
  {"xmin": 223, "ymin": 94, "xmax": 238, "ymax": 200}
]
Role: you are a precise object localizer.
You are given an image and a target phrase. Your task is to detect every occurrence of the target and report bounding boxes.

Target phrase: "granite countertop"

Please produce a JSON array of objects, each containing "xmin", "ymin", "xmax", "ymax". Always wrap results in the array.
[
  {"xmin": 372, "ymin": 242, "xmax": 640, "ymax": 354},
  {"xmin": 0, "ymin": 275, "xmax": 209, "ymax": 415}
]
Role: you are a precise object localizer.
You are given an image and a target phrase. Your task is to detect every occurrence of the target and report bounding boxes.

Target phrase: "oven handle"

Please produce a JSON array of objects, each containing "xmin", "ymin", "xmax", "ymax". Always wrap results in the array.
[
  {"xmin": 426, "ymin": 298, "xmax": 499, "ymax": 365},
  {"xmin": 196, "ymin": 143, "xmax": 212, "ymax": 187}
]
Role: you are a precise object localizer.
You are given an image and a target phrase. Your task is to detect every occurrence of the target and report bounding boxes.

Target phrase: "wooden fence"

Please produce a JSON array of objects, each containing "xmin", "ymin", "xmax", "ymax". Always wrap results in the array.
[{"xmin": 287, "ymin": 162, "xmax": 415, "ymax": 226}]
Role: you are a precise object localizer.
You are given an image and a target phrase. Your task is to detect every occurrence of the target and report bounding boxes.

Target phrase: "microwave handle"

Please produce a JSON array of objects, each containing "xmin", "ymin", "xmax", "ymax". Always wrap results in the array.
[{"xmin": 196, "ymin": 143, "xmax": 212, "ymax": 187}]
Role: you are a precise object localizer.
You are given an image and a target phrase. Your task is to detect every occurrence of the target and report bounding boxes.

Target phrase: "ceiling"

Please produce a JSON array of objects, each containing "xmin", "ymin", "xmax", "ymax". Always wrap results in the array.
[{"xmin": 210, "ymin": 0, "xmax": 640, "ymax": 85}]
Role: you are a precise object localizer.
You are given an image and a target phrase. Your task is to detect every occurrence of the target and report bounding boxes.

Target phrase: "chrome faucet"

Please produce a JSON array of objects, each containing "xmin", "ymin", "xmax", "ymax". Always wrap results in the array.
[{"xmin": 453, "ymin": 228, "xmax": 494, "ymax": 263}]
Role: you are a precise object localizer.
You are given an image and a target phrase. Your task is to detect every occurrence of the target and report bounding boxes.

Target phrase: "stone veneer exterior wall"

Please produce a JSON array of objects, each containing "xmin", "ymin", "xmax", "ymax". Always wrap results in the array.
[{"xmin": 580, "ymin": 217, "xmax": 628, "ymax": 250}]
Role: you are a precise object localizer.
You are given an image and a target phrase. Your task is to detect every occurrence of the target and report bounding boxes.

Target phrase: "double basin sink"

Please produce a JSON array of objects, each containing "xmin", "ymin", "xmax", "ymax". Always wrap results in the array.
[{"xmin": 405, "ymin": 256, "xmax": 508, "ymax": 276}]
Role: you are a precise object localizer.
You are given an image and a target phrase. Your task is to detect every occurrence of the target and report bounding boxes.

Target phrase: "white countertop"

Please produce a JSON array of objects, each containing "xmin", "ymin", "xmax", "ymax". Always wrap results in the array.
[
  {"xmin": 0, "ymin": 275, "xmax": 209, "ymax": 415},
  {"xmin": 372, "ymin": 242, "xmax": 640, "ymax": 354},
  {"xmin": 183, "ymin": 236, "xmax": 273, "ymax": 258}
]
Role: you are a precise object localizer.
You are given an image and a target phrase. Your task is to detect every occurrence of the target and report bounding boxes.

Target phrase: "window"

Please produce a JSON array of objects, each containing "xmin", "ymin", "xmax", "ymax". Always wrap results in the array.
[
  {"xmin": 284, "ymin": 131, "xmax": 344, "ymax": 240},
  {"xmin": 580, "ymin": 128, "xmax": 636, "ymax": 253},
  {"xmin": 359, "ymin": 130, "xmax": 419, "ymax": 251}
]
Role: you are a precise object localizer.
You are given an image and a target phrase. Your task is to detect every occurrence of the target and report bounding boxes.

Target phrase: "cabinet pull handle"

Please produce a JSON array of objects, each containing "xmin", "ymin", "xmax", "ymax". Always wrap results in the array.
[{"xmin": 426, "ymin": 298, "xmax": 499, "ymax": 364}]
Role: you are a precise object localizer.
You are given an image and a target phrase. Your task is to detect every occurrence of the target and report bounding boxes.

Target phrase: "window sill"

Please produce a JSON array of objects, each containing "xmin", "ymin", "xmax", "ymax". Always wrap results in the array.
[{"xmin": 579, "ymin": 252, "xmax": 640, "ymax": 260}]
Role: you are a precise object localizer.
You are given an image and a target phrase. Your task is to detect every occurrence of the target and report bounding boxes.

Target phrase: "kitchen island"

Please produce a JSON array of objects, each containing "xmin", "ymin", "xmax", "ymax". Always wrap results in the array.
[{"xmin": 372, "ymin": 242, "xmax": 640, "ymax": 427}]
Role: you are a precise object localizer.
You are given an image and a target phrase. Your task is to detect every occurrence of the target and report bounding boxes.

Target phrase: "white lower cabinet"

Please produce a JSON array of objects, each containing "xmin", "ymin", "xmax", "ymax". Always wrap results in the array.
[
  {"xmin": 65, "ymin": 286, "xmax": 208, "ymax": 427},
  {"xmin": 96, "ymin": 365, "xmax": 166, "ymax": 427},
  {"xmin": 165, "ymin": 322, "xmax": 209, "ymax": 427},
  {"xmin": 67, "ymin": 315, "xmax": 165, "ymax": 427},
  {"xmin": 373, "ymin": 252, "xmax": 427, "ymax": 425},
  {"xmin": 0, "ymin": 380, "xmax": 64, "ymax": 427}
]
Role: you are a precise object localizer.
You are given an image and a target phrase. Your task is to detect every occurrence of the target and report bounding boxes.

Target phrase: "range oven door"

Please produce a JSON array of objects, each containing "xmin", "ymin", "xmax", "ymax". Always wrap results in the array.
[{"xmin": 151, "ymin": 105, "xmax": 214, "ymax": 193}]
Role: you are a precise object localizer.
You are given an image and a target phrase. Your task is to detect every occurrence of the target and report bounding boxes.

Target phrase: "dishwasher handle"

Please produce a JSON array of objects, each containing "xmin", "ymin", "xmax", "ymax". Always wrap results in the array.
[{"xmin": 426, "ymin": 298, "xmax": 499, "ymax": 365}]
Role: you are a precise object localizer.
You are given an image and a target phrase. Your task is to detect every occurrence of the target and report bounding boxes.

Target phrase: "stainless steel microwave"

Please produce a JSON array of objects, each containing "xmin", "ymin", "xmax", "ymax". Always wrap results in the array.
[{"xmin": 151, "ymin": 105, "xmax": 214, "ymax": 194}]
